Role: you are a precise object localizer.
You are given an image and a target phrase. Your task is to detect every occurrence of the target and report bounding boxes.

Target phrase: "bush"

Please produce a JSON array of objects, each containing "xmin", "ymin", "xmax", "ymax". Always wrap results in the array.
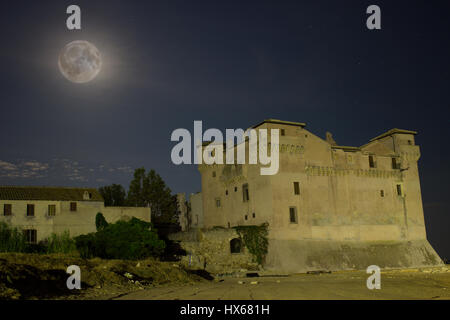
[
  {"xmin": 0, "ymin": 222, "xmax": 27, "ymax": 253},
  {"xmin": 45, "ymin": 231, "xmax": 77, "ymax": 254},
  {"xmin": 75, "ymin": 217, "xmax": 165, "ymax": 260},
  {"xmin": 95, "ymin": 212, "xmax": 108, "ymax": 231}
]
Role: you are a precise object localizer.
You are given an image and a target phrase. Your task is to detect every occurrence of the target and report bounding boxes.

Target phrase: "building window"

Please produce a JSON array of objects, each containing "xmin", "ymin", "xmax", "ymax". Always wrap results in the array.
[
  {"xmin": 245, "ymin": 215, "xmax": 248, "ymax": 220},
  {"xmin": 4, "ymin": 204, "xmax": 12, "ymax": 216},
  {"xmin": 27, "ymin": 204, "xmax": 35, "ymax": 217},
  {"xmin": 23, "ymin": 229, "xmax": 37, "ymax": 244},
  {"xmin": 293, "ymin": 182, "xmax": 300, "ymax": 195},
  {"xmin": 242, "ymin": 183, "xmax": 249, "ymax": 202},
  {"xmin": 226, "ymin": 190, "xmax": 228, "ymax": 195},
  {"xmin": 289, "ymin": 207, "xmax": 298, "ymax": 224},
  {"xmin": 280, "ymin": 129, "xmax": 285, "ymax": 136},
  {"xmin": 228, "ymin": 222, "xmax": 231, "ymax": 228},
  {"xmin": 380, "ymin": 190, "xmax": 384, "ymax": 197},
  {"xmin": 216, "ymin": 198, "xmax": 221, "ymax": 208},
  {"xmin": 212, "ymin": 171, "xmax": 216, "ymax": 177},
  {"xmin": 252, "ymin": 213, "xmax": 256, "ymax": 218},
  {"xmin": 230, "ymin": 238, "xmax": 242, "ymax": 254},
  {"xmin": 396, "ymin": 184, "xmax": 403, "ymax": 196},
  {"xmin": 48, "ymin": 205, "xmax": 56, "ymax": 216},
  {"xmin": 234, "ymin": 186, "xmax": 237, "ymax": 192},
  {"xmin": 347, "ymin": 154, "xmax": 354, "ymax": 164},
  {"xmin": 392, "ymin": 157, "xmax": 400, "ymax": 169},
  {"xmin": 70, "ymin": 202, "xmax": 77, "ymax": 211},
  {"xmin": 369, "ymin": 155, "xmax": 376, "ymax": 168}
]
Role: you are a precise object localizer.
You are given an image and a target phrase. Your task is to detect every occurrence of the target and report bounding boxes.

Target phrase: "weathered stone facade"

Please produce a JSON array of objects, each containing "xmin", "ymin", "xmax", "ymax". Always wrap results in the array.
[
  {"xmin": 169, "ymin": 228, "xmax": 258, "ymax": 274},
  {"xmin": 195, "ymin": 119, "xmax": 443, "ymax": 272},
  {"xmin": 0, "ymin": 186, "xmax": 150, "ymax": 242}
]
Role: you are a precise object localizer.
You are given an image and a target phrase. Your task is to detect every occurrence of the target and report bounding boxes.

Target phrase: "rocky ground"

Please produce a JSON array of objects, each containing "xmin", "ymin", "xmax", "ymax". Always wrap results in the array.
[{"xmin": 0, "ymin": 253, "xmax": 208, "ymax": 300}]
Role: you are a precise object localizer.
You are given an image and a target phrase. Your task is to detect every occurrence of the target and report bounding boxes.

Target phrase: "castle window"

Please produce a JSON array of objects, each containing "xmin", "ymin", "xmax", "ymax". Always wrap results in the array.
[
  {"xmin": 242, "ymin": 183, "xmax": 249, "ymax": 202},
  {"xmin": 70, "ymin": 202, "xmax": 77, "ymax": 211},
  {"xmin": 245, "ymin": 215, "xmax": 248, "ymax": 220},
  {"xmin": 27, "ymin": 204, "xmax": 35, "ymax": 217},
  {"xmin": 280, "ymin": 129, "xmax": 285, "ymax": 136},
  {"xmin": 212, "ymin": 171, "xmax": 216, "ymax": 177},
  {"xmin": 396, "ymin": 184, "xmax": 403, "ymax": 196},
  {"xmin": 48, "ymin": 205, "xmax": 56, "ymax": 216},
  {"xmin": 252, "ymin": 213, "xmax": 256, "ymax": 218},
  {"xmin": 216, "ymin": 198, "xmax": 221, "ymax": 207},
  {"xmin": 230, "ymin": 238, "xmax": 242, "ymax": 254},
  {"xmin": 226, "ymin": 190, "xmax": 228, "ymax": 195},
  {"xmin": 392, "ymin": 157, "xmax": 400, "ymax": 170},
  {"xmin": 4, "ymin": 204, "xmax": 12, "ymax": 216},
  {"xmin": 369, "ymin": 155, "xmax": 376, "ymax": 168},
  {"xmin": 293, "ymin": 182, "xmax": 300, "ymax": 195},
  {"xmin": 380, "ymin": 190, "xmax": 384, "ymax": 197},
  {"xmin": 234, "ymin": 186, "xmax": 237, "ymax": 192},
  {"xmin": 289, "ymin": 207, "xmax": 298, "ymax": 224},
  {"xmin": 23, "ymin": 229, "xmax": 37, "ymax": 244}
]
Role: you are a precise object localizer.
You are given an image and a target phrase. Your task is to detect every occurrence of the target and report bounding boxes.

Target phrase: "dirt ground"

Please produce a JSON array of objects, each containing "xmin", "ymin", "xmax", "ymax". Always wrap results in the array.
[
  {"xmin": 0, "ymin": 253, "xmax": 207, "ymax": 300},
  {"xmin": 1, "ymin": 253, "xmax": 449, "ymax": 300},
  {"xmin": 115, "ymin": 267, "xmax": 450, "ymax": 300}
]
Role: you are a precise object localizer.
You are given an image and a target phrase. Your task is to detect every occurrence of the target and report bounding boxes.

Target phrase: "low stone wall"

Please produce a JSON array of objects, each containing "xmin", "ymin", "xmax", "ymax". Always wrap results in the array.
[{"xmin": 168, "ymin": 228, "xmax": 258, "ymax": 274}]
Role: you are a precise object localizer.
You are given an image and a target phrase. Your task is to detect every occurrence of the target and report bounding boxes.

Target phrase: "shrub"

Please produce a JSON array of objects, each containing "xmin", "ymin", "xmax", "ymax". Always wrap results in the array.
[
  {"xmin": 45, "ymin": 231, "xmax": 77, "ymax": 254},
  {"xmin": 0, "ymin": 222, "xmax": 27, "ymax": 253},
  {"xmin": 95, "ymin": 212, "xmax": 108, "ymax": 231},
  {"xmin": 75, "ymin": 217, "xmax": 165, "ymax": 260}
]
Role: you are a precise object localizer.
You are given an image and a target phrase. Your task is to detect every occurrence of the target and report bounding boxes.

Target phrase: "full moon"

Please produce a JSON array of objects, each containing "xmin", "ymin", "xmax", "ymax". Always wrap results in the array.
[{"xmin": 58, "ymin": 40, "xmax": 102, "ymax": 83}]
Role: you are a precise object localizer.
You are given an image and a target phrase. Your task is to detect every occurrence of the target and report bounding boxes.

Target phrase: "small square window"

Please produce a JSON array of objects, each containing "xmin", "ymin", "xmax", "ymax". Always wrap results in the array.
[
  {"xmin": 23, "ymin": 229, "xmax": 37, "ymax": 244},
  {"xmin": 396, "ymin": 184, "xmax": 403, "ymax": 196},
  {"xmin": 48, "ymin": 205, "xmax": 56, "ymax": 216},
  {"xmin": 4, "ymin": 204, "xmax": 12, "ymax": 216},
  {"xmin": 369, "ymin": 155, "xmax": 376, "ymax": 168},
  {"xmin": 293, "ymin": 182, "xmax": 300, "ymax": 195},
  {"xmin": 70, "ymin": 202, "xmax": 77, "ymax": 211},
  {"xmin": 380, "ymin": 190, "xmax": 384, "ymax": 197},
  {"xmin": 280, "ymin": 129, "xmax": 285, "ymax": 136},
  {"xmin": 242, "ymin": 183, "xmax": 249, "ymax": 202},
  {"xmin": 289, "ymin": 207, "xmax": 298, "ymax": 224},
  {"xmin": 27, "ymin": 204, "xmax": 35, "ymax": 217},
  {"xmin": 392, "ymin": 157, "xmax": 400, "ymax": 170}
]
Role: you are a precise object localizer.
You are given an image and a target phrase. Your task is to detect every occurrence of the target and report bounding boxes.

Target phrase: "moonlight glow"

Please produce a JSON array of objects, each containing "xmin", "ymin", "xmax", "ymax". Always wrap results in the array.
[{"xmin": 58, "ymin": 40, "xmax": 102, "ymax": 83}]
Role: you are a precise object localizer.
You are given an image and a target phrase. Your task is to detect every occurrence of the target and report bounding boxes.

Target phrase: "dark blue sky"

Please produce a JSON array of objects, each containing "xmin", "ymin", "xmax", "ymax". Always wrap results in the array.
[{"xmin": 0, "ymin": 0, "xmax": 449, "ymax": 257}]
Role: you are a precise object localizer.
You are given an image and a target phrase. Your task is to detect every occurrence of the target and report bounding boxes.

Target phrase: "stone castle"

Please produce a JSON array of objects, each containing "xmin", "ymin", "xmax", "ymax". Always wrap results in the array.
[{"xmin": 177, "ymin": 119, "xmax": 443, "ymax": 273}]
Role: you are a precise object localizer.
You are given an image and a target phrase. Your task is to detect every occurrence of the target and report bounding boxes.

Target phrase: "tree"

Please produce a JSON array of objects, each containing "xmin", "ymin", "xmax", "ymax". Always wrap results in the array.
[
  {"xmin": 127, "ymin": 168, "xmax": 178, "ymax": 224},
  {"xmin": 95, "ymin": 212, "xmax": 108, "ymax": 231},
  {"xmin": 98, "ymin": 184, "xmax": 127, "ymax": 206}
]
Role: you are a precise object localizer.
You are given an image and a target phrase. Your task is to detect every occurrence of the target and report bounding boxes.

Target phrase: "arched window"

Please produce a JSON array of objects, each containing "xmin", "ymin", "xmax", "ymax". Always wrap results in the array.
[{"xmin": 230, "ymin": 238, "xmax": 242, "ymax": 254}]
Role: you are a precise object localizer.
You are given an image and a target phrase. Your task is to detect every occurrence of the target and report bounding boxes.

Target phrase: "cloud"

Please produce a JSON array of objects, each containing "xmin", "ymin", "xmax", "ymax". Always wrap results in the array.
[{"xmin": 0, "ymin": 158, "xmax": 135, "ymax": 186}]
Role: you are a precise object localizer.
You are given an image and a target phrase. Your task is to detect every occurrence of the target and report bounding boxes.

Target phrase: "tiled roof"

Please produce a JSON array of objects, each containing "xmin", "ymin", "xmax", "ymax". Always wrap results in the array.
[{"xmin": 0, "ymin": 186, "xmax": 103, "ymax": 201}]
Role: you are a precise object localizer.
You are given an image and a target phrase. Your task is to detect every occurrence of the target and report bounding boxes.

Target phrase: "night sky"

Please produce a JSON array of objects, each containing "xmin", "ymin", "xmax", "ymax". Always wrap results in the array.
[{"xmin": 0, "ymin": 1, "xmax": 449, "ymax": 258}]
